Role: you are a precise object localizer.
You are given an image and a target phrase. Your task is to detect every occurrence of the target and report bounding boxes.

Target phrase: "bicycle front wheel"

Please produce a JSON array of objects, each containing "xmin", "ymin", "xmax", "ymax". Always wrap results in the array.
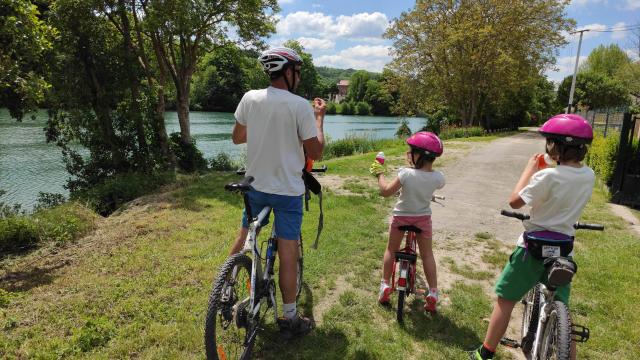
[
  {"xmin": 539, "ymin": 300, "xmax": 572, "ymax": 360},
  {"xmin": 521, "ymin": 284, "xmax": 541, "ymax": 354},
  {"xmin": 204, "ymin": 253, "xmax": 253, "ymax": 360}
]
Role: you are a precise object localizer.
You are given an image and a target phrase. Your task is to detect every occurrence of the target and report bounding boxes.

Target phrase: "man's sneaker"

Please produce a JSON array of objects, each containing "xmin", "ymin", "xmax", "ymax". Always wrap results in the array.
[
  {"xmin": 277, "ymin": 315, "xmax": 315, "ymax": 340},
  {"xmin": 424, "ymin": 294, "xmax": 437, "ymax": 313},
  {"xmin": 378, "ymin": 285, "xmax": 392, "ymax": 304}
]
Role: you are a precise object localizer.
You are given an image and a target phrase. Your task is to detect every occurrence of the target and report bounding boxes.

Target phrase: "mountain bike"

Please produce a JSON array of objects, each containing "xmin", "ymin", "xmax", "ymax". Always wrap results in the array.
[
  {"xmin": 392, "ymin": 195, "xmax": 444, "ymax": 323},
  {"xmin": 499, "ymin": 210, "xmax": 603, "ymax": 360},
  {"xmin": 204, "ymin": 167, "xmax": 326, "ymax": 360}
]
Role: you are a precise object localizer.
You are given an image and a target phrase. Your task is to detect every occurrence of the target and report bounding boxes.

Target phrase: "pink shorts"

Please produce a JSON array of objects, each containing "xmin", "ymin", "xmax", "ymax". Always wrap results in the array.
[{"xmin": 390, "ymin": 215, "xmax": 433, "ymax": 238}]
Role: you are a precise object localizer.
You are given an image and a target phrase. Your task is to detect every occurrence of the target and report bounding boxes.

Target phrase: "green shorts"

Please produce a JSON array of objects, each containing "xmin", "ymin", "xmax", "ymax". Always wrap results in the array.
[{"xmin": 495, "ymin": 247, "xmax": 571, "ymax": 305}]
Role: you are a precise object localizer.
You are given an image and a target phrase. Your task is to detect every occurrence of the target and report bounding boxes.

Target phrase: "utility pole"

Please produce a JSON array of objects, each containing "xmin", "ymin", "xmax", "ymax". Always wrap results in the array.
[{"xmin": 566, "ymin": 29, "xmax": 589, "ymax": 114}]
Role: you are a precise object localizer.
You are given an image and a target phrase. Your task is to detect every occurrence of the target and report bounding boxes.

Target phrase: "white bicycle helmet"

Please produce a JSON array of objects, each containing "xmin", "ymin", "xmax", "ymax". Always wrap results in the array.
[{"xmin": 258, "ymin": 47, "xmax": 303, "ymax": 74}]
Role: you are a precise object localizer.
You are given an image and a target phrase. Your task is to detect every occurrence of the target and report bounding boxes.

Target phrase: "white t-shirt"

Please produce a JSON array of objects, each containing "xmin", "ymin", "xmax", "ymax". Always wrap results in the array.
[
  {"xmin": 516, "ymin": 165, "xmax": 595, "ymax": 247},
  {"xmin": 234, "ymin": 87, "xmax": 317, "ymax": 196},
  {"xmin": 392, "ymin": 168, "xmax": 446, "ymax": 216}
]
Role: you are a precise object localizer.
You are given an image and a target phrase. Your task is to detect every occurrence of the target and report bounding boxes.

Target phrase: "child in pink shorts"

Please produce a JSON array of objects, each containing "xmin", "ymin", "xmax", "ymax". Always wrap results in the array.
[{"xmin": 370, "ymin": 131, "xmax": 445, "ymax": 313}]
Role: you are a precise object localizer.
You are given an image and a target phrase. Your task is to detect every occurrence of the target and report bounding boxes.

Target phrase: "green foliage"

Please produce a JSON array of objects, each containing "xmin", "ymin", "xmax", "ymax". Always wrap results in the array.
[
  {"xmin": 385, "ymin": 0, "xmax": 573, "ymax": 126},
  {"xmin": 0, "ymin": 190, "xmax": 24, "ymax": 218},
  {"xmin": 284, "ymin": 40, "xmax": 320, "ymax": 99},
  {"xmin": 0, "ymin": 0, "xmax": 55, "ymax": 120},
  {"xmin": 326, "ymin": 102, "xmax": 338, "ymax": 115},
  {"xmin": 581, "ymin": 44, "xmax": 631, "ymax": 77},
  {"xmin": 169, "ymin": 133, "xmax": 207, "ymax": 173},
  {"xmin": 339, "ymin": 101, "xmax": 355, "ymax": 115},
  {"xmin": 355, "ymin": 101, "xmax": 371, "ymax": 115},
  {"xmin": 347, "ymin": 70, "xmax": 370, "ymax": 102},
  {"xmin": 364, "ymin": 80, "xmax": 393, "ymax": 115},
  {"xmin": 438, "ymin": 126, "xmax": 485, "ymax": 140},
  {"xmin": 323, "ymin": 136, "xmax": 389, "ymax": 159},
  {"xmin": 0, "ymin": 215, "xmax": 39, "ymax": 252},
  {"xmin": 34, "ymin": 192, "xmax": 66, "ymax": 211},
  {"xmin": 209, "ymin": 152, "xmax": 241, "ymax": 171},
  {"xmin": 77, "ymin": 172, "xmax": 174, "ymax": 216},
  {"xmin": 585, "ymin": 132, "xmax": 620, "ymax": 185},
  {"xmin": 395, "ymin": 119, "xmax": 412, "ymax": 138},
  {"xmin": 557, "ymin": 71, "xmax": 630, "ymax": 110},
  {"xmin": 72, "ymin": 318, "xmax": 116, "ymax": 352}
]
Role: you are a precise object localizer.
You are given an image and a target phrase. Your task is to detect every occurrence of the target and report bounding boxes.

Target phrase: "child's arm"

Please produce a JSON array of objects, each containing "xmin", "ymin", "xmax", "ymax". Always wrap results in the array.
[
  {"xmin": 377, "ymin": 174, "xmax": 402, "ymax": 197},
  {"xmin": 509, "ymin": 154, "xmax": 542, "ymax": 209}
]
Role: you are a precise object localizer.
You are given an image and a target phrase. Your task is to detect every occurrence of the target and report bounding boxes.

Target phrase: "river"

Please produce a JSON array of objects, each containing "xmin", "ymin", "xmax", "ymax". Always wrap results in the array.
[{"xmin": 0, "ymin": 109, "xmax": 425, "ymax": 209}]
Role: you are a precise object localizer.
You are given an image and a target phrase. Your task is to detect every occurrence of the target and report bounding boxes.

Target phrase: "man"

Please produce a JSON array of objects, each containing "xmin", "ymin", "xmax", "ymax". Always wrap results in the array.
[{"xmin": 230, "ymin": 47, "xmax": 325, "ymax": 338}]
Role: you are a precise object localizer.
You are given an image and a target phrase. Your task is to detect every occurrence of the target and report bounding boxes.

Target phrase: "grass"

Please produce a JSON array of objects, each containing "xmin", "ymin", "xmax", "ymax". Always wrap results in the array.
[
  {"xmin": 441, "ymin": 257, "xmax": 495, "ymax": 281},
  {"xmin": 0, "ymin": 132, "xmax": 638, "ymax": 359}
]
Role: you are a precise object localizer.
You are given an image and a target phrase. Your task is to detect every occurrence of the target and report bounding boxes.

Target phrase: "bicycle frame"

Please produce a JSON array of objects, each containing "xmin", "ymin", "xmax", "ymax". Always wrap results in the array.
[
  {"xmin": 392, "ymin": 230, "xmax": 418, "ymax": 293},
  {"xmin": 530, "ymin": 284, "xmax": 555, "ymax": 359}
]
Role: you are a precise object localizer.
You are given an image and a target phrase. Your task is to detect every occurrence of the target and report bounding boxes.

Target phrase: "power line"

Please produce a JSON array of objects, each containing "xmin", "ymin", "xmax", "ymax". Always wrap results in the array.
[{"xmin": 586, "ymin": 23, "xmax": 640, "ymax": 33}]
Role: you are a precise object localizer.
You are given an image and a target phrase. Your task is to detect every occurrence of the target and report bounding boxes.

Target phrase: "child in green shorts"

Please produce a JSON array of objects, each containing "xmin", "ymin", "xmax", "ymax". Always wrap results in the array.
[{"xmin": 470, "ymin": 114, "xmax": 595, "ymax": 360}]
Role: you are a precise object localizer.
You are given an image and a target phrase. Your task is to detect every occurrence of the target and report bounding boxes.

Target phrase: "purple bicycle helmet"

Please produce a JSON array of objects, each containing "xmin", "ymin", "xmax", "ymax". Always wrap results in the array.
[
  {"xmin": 406, "ymin": 131, "xmax": 443, "ymax": 157},
  {"xmin": 539, "ymin": 114, "xmax": 593, "ymax": 145}
]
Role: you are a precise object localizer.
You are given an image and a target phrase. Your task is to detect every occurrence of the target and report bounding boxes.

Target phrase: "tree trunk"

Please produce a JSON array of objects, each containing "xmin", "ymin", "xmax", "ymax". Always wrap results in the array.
[{"xmin": 176, "ymin": 84, "xmax": 191, "ymax": 144}]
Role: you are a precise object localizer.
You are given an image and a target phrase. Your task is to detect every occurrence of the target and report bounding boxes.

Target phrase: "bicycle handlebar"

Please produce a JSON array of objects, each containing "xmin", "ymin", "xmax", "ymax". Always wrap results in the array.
[
  {"xmin": 236, "ymin": 166, "xmax": 327, "ymax": 176},
  {"xmin": 432, "ymin": 195, "xmax": 445, "ymax": 201},
  {"xmin": 500, "ymin": 210, "xmax": 604, "ymax": 231}
]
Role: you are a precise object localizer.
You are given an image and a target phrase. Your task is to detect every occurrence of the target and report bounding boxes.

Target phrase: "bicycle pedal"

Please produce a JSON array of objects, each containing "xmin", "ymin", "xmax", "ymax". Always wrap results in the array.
[
  {"xmin": 571, "ymin": 324, "xmax": 590, "ymax": 343},
  {"xmin": 499, "ymin": 337, "xmax": 521, "ymax": 348}
]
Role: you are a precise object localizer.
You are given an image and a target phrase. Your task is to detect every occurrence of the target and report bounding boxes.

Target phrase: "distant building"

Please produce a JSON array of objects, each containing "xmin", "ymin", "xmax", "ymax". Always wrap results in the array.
[{"xmin": 332, "ymin": 80, "xmax": 350, "ymax": 103}]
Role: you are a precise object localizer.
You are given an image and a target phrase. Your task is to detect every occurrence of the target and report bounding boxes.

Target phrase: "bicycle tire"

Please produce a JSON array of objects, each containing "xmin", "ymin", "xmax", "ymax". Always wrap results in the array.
[
  {"xmin": 540, "ymin": 300, "xmax": 572, "ymax": 360},
  {"xmin": 296, "ymin": 235, "xmax": 304, "ymax": 299},
  {"xmin": 205, "ymin": 253, "xmax": 253, "ymax": 360},
  {"xmin": 521, "ymin": 284, "xmax": 541, "ymax": 354},
  {"xmin": 396, "ymin": 289, "xmax": 406, "ymax": 323}
]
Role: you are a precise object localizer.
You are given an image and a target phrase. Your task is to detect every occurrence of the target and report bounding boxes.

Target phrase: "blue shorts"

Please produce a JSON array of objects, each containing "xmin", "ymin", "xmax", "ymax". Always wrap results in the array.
[{"xmin": 241, "ymin": 190, "xmax": 303, "ymax": 241}]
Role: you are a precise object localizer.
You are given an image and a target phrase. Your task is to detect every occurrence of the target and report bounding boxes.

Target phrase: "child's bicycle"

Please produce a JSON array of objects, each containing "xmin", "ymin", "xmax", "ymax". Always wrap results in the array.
[
  {"xmin": 499, "ymin": 210, "xmax": 603, "ymax": 360},
  {"xmin": 204, "ymin": 167, "xmax": 326, "ymax": 360},
  {"xmin": 392, "ymin": 195, "xmax": 444, "ymax": 323}
]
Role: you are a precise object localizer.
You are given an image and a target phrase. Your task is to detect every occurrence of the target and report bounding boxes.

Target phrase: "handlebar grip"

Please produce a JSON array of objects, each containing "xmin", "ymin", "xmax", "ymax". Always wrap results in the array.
[
  {"xmin": 574, "ymin": 223, "xmax": 604, "ymax": 231},
  {"xmin": 500, "ymin": 209, "xmax": 530, "ymax": 220},
  {"xmin": 311, "ymin": 165, "xmax": 328, "ymax": 173},
  {"xmin": 236, "ymin": 168, "xmax": 246, "ymax": 176},
  {"xmin": 432, "ymin": 195, "xmax": 445, "ymax": 201}
]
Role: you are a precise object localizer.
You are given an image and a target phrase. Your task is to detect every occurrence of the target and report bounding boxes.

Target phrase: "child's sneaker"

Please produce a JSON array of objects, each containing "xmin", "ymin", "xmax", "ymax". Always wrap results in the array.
[
  {"xmin": 378, "ymin": 282, "xmax": 392, "ymax": 304},
  {"xmin": 424, "ymin": 288, "xmax": 438, "ymax": 313}
]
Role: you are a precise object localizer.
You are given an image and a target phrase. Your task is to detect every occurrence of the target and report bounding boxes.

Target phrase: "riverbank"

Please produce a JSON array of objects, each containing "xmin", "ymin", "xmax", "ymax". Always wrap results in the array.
[{"xmin": 1, "ymin": 132, "xmax": 638, "ymax": 359}]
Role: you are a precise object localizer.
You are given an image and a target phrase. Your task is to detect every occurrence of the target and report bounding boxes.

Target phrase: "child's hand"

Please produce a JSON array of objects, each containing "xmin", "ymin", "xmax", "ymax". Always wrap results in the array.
[{"xmin": 369, "ymin": 161, "xmax": 386, "ymax": 177}]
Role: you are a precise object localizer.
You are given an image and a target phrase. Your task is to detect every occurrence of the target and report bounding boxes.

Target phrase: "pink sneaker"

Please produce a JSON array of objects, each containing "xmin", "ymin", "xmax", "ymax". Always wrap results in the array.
[
  {"xmin": 378, "ymin": 285, "xmax": 393, "ymax": 304},
  {"xmin": 425, "ymin": 294, "xmax": 437, "ymax": 313}
]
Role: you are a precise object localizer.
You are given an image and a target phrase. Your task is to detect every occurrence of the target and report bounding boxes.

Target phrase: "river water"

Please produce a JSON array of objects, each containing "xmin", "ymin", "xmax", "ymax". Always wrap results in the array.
[{"xmin": 0, "ymin": 109, "xmax": 425, "ymax": 209}]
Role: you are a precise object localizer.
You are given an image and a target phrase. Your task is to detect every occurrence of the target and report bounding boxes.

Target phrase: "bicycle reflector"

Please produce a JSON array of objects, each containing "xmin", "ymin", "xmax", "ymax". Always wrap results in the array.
[{"xmin": 398, "ymin": 277, "xmax": 407, "ymax": 288}]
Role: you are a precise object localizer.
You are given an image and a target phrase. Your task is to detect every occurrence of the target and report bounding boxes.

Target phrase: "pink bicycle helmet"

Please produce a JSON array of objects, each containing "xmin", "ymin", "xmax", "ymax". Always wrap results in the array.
[
  {"xmin": 539, "ymin": 114, "xmax": 593, "ymax": 145},
  {"xmin": 406, "ymin": 131, "xmax": 443, "ymax": 157}
]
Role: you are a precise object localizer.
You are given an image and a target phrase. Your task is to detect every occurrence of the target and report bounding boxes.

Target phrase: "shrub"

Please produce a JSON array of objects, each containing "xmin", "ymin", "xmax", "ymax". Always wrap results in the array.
[
  {"xmin": 77, "ymin": 172, "xmax": 174, "ymax": 216},
  {"xmin": 585, "ymin": 132, "xmax": 619, "ymax": 184},
  {"xmin": 0, "ymin": 216, "xmax": 39, "ymax": 252},
  {"xmin": 209, "ymin": 152, "xmax": 240, "ymax": 171},
  {"xmin": 34, "ymin": 192, "xmax": 66, "ymax": 211},
  {"xmin": 326, "ymin": 102, "xmax": 337, "ymax": 115},
  {"xmin": 355, "ymin": 101, "xmax": 371, "ymax": 115},
  {"xmin": 323, "ymin": 135, "xmax": 390, "ymax": 159},
  {"xmin": 169, "ymin": 132, "xmax": 207, "ymax": 173},
  {"xmin": 339, "ymin": 101, "xmax": 355, "ymax": 115},
  {"xmin": 395, "ymin": 119, "xmax": 412, "ymax": 138},
  {"xmin": 438, "ymin": 126, "xmax": 485, "ymax": 140},
  {"xmin": 0, "ymin": 190, "xmax": 24, "ymax": 219}
]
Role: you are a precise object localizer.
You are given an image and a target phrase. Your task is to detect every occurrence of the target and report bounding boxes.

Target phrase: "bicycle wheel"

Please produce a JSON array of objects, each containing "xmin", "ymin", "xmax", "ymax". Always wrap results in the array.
[
  {"xmin": 396, "ymin": 289, "xmax": 406, "ymax": 323},
  {"xmin": 296, "ymin": 235, "xmax": 304, "ymax": 299},
  {"xmin": 204, "ymin": 253, "xmax": 253, "ymax": 360},
  {"xmin": 521, "ymin": 284, "xmax": 541, "ymax": 354},
  {"xmin": 539, "ymin": 301, "xmax": 572, "ymax": 360}
]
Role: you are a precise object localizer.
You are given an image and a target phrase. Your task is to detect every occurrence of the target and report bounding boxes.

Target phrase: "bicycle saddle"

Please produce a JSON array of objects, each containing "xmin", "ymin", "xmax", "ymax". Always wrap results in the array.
[
  {"xmin": 398, "ymin": 225, "xmax": 422, "ymax": 234},
  {"xmin": 225, "ymin": 176, "xmax": 255, "ymax": 192}
]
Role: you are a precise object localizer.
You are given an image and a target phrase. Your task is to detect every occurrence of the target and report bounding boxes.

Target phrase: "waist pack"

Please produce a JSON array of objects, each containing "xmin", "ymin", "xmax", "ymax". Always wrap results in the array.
[
  {"xmin": 523, "ymin": 230, "xmax": 574, "ymax": 260},
  {"xmin": 302, "ymin": 170, "xmax": 323, "ymax": 249},
  {"xmin": 543, "ymin": 257, "xmax": 578, "ymax": 287}
]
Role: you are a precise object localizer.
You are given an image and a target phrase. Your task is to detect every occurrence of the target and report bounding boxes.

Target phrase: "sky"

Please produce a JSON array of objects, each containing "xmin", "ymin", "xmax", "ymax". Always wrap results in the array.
[{"xmin": 270, "ymin": 0, "xmax": 640, "ymax": 84}]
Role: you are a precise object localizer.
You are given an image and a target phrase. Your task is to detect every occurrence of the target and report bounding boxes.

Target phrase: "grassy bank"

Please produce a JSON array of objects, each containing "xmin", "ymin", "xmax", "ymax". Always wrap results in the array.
[{"xmin": 1, "ymin": 135, "xmax": 638, "ymax": 359}]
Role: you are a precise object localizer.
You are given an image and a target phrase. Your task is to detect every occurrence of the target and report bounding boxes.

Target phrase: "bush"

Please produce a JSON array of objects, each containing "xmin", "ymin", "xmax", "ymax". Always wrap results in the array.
[
  {"xmin": 0, "ymin": 190, "xmax": 24, "ymax": 219},
  {"xmin": 339, "ymin": 101, "xmax": 355, "ymax": 115},
  {"xmin": 586, "ymin": 132, "xmax": 619, "ymax": 184},
  {"xmin": 77, "ymin": 172, "xmax": 174, "ymax": 216},
  {"xmin": 323, "ymin": 135, "xmax": 390, "ymax": 159},
  {"xmin": 209, "ymin": 152, "xmax": 240, "ymax": 171},
  {"xmin": 355, "ymin": 101, "xmax": 371, "ymax": 115},
  {"xmin": 326, "ymin": 102, "xmax": 337, "ymax": 115},
  {"xmin": 0, "ymin": 216, "xmax": 39, "ymax": 252},
  {"xmin": 395, "ymin": 119, "xmax": 412, "ymax": 138},
  {"xmin": 34, "ymin": 192, "xmax": 66, "ymax": 211},
  {"xmin": 438, "ymin": 126, "xmax": 485, "ymax": 140},
  {"xmin": 169, "ymin": 132, "xmax": 207, "ymax": 173}
]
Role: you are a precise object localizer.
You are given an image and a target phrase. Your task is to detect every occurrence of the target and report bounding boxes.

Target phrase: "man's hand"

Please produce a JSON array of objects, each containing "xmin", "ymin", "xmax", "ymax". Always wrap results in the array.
[
  {"xmin": 369, "ymin": 161, "xmax": 386, "ymax": 177},
  {"xmin": 313, "ymin": 98, "xmax": 326, "ymax": 118}
]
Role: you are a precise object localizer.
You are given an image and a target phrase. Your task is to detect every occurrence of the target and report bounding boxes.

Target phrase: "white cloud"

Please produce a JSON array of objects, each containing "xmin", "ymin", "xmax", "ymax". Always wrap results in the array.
[
  {"xmin": 311, "ymin": 3, "xmax": 322, "ymax": 8},
  {"xmin": 570, "ymin": 0, "xmax": 606, "ymax": 5},
  {"xmin": 625, "ymin": 0, "xmax": 640, "ymax": 9},
  {"xmin": 297, "ymin": 37, "xmax": 335, "ymax": 50},
  {"xmin": 625, "ymin": 48, "xmax": 639, "ymax": 61},
  {"xmin": 545, "ymin": 55, "xmax": 587, "ymax": 83},
  {"xmin": 611, "ymin": 22, "xmax": 627, "ymax": 40},
  {"xmin": 314, "ymin": 45, "xmax": 391, "ymax": 72},
  {"xmin": 276, "ymin": 11, "xmax": 390, "ymax": 40},
  {"xmin": 278, "ymin": 0, "xmax": 295, "ymax": 4}
]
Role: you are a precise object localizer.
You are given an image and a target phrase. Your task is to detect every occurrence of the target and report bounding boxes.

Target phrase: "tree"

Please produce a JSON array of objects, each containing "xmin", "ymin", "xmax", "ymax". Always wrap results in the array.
[
  {"xmin": 385, "ymin": 0, "xmax": 573, "ymax": 127},
  {"xmin": 616, "ymin": 62, "xmax": 640, "ymax": 98},
  {"xmin": 283, "ymin": 40, "xmax": 319, "ymax": 99},
  {"xmin": 347, "ymin": 70, "xmax": 370, "ymax": 102},
  {"xmin": 0, "ymin": 0, "xmax": 54, "ymax": 120},
  {"xmin": 100, "ymin": 0, "xmax": 278, "ymax": 144},
  {"xmin": 581, "ymin": 44, "xmax": 631, "ymax": 77},
  {"xmin": 557, "ymin": 71, "xmax": 629, "ymax": 110},
  {"xmin": 364, "ymin": 80, "xmax": 392, "ymax": 115}
]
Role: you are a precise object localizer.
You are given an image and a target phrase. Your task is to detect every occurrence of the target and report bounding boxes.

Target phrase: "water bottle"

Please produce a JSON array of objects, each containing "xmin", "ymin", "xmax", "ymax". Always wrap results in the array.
[
  {"xmin": 537, "ymin": 153, "xmax": 554, "ymax": 169},
  {"xmin": 376, "ymin": 151, "xmax": 385, "ymax": 165}
]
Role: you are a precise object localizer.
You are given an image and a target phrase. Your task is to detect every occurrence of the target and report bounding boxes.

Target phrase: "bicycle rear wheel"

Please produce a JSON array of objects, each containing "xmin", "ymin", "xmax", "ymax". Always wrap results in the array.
[
  {"xmin": 539, "ymin": 300, "xmax": 572, "ymax": 360},
  {"xmin": 521, "ymin": 284, "xmax": 541, "ymax": 354},
  {"xmin": 396, "ymin": 289, "xmax": 406, "ymax": 323},
  {"xmin": 204, "ymin": 253, "xmax": 253, "ymax": 360}
]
